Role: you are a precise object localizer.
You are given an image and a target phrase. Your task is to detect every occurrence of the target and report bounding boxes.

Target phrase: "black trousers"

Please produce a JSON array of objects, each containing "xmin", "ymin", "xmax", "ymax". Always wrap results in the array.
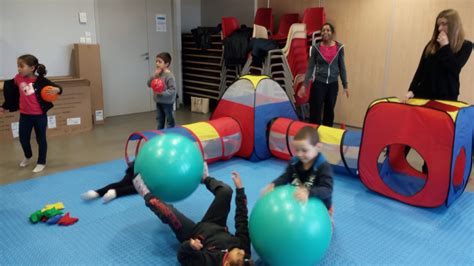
[
  {"xmin": 144, "ymin": 177, "xmax": 232, "ymax": 242},
  {"xmin": 309, "ymin": 81, "xmax": 339, "ymax": 127},
  {"xmin": 96, "ymin": 172, "xmax": 137, "ymax": 197},
  {"xmin": 19, "ymin": 114, "xmax": 47, "ymax": 164}
]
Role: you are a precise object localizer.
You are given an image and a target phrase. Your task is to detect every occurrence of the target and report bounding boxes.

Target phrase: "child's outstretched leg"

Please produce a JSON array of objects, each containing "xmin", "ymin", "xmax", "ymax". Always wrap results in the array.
[
  {"xmin": 81, "ymin": 181, "xmax": 121, "ymax": 201},
  {"xmin": 81, "ymin": 183, "xmax": 134, "ymax": 203},
  {"xmin": 144, "ymin": 194, "xmax": 196, "ymax": 242},
  {"xmin": 102, "ymin": 184, "xmax": 137, "ymax": 203},
  {"xmin": 134, "ymin": 174, "xmax": 195, "ymax": 242},
  {"xmin": 200, "ymin": 177, "xmax": 233, "ymax": 227},
  {"xmin": 81, "ymin": 163, "xmax": 137, "ymax": 203},
  {"xmin": 101, "ymin": 164, "xmax": 138, "ymax": 203}
]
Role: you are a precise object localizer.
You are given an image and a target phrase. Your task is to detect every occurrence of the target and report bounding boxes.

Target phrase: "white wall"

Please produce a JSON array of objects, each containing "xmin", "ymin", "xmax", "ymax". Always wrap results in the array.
[
  {"xmin": 181, "ymin": 0, "xmax": 201, "ymax": 32},
  {"xmin": 201, "ymin": 0, "xmax": 255, "ymax": 27},
  {"xmin": 0, "ymin": 0, "xmax": 97, "ymax": 79},
  {"xmin": 0, "ymin": 0, "xmax": 4, "ymax": 79}
]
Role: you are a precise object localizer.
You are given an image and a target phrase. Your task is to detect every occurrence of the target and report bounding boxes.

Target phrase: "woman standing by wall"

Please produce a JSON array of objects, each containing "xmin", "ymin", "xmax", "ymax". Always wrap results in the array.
[
  {"xmin": 406, "ymin": 9, "xmax": 472, "ymax": 101},
  {"xmin": 299, "ymin": 23, "xmax": 349, "ymax": 127}
]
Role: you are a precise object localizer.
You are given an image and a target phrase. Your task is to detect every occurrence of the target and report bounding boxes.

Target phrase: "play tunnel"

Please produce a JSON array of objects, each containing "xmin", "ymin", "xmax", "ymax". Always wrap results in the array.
[
  {"xmin": 124, "ymin": 76, "xmax": 473, "ymax": 208},
  {"xmin": 125, "ymin": 117, "xmax": 242, "ymax": 164},
  {"xmin": 268, "ymin": 117, "xmax": 361, "ymax": 176},
  {"xmin": 359, "ymin": 98, "xmax": 474, "ymax": 207}
]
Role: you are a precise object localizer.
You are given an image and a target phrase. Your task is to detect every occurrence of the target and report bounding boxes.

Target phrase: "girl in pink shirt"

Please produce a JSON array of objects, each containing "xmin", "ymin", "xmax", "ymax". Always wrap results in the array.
[
  {"xmin": 300, "ymin": 23, "xmax": 349, "ymax": 127},
  {"xmin": 1, "ymin": 54, "xmax": 62, "ymax": 173}
]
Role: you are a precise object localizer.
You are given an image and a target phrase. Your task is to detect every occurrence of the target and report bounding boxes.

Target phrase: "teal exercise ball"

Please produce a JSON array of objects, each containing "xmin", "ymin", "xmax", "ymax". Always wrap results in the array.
[
  {"xmin": 249, "ymin": 185, "xmax": 332, "ymax": 266},
  {"xmin": 134, "ymin": 133, "xmax": 203, "ymax": 202}
]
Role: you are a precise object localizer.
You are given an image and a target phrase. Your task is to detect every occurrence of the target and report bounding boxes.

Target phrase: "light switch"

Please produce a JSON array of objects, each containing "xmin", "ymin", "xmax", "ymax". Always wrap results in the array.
[
  {"xmin": 79, "ymin": 12, "xmax": 87, "ymax": 24},
  {"xmin": 80, "ymin": 37, "xmax": 86, "ymax": 43},
  {"xmin": 85, "ymin": 31, "xmax": 91, "ymax": 37}
]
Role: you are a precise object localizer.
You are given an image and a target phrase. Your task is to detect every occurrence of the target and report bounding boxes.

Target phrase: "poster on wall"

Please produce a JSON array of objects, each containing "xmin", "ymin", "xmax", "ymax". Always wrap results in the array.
[
  {"xmin": 48, "ymin": 115, "xmax": 57, "ymax": 129},
  {"xmin": 11, "ymin": 122, "xmax": 19, "ymax": 138},
  {"xmin": 156, "ymin": 14, "xmax": 167, "ymax": 32}
]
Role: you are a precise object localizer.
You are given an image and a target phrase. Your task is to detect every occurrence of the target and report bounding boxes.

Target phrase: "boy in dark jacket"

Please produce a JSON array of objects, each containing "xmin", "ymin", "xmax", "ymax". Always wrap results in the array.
[
  {"xmin": 133, "ymin": 165, "xmax": 252, "ymax": 266},
  {"xmin": 262, "ymin": 126, "xmax": 334, "ymax": 214}
]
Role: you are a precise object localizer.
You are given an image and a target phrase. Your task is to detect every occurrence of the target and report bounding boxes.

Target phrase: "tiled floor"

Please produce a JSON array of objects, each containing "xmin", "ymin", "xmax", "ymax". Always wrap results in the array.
[
  {"xmin": 1, "ymin": 107, "xmax": 472, "ymax": 192},
  {"xmin": 0, "ymin": 107, "xmax": 209, "ymax": 185}
]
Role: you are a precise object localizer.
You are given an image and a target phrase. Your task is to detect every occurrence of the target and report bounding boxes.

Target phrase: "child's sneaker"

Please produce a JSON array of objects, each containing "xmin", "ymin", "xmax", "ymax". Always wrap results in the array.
[
  {"xmin": 20, "ymin": 157, "xmax": 31, "ymax": 167},
  {"xmin": 33, "ymin": 164, "xmax": 46, "ymax": 173},
  {"xmin": 81, "ymin": 190, "xmax": 100, "ymax": 200},
  {"xmin": 102, "ymin": 189, "xmax": 117, "ymax": 203}
]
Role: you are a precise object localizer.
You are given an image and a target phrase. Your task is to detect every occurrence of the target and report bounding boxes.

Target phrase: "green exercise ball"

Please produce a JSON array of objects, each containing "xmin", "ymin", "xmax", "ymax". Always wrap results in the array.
[
  {"xmin": 249, "ymin": 185, "xmax": 332, "ymax": 266},
  {"xmin": 134, "ymin": 133, "xmax": 203, "ymax": 202}
]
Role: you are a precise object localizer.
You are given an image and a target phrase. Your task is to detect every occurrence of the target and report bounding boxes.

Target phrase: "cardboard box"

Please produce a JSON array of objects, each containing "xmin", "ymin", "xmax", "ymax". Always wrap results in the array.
[
  {"xmin": 191, "ymin": 96, "xmax": 210, "ymax": 114},
  {"xmin": 0, "ymin": 78, "xmax": 92, "ymax": 142},
  {"xmin": 73, "ymin": 44, "xmax": 105, "ymax": 125}
]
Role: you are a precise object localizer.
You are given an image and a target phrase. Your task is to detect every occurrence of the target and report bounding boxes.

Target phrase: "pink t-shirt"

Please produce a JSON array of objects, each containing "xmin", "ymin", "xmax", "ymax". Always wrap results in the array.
[
  {"xmin": 14, "ymin": 74, "xmax": 43, "ymax": 115},
  {"xmin": 320, "ymin": 44, "xmax": 338, "ymax": 63}
]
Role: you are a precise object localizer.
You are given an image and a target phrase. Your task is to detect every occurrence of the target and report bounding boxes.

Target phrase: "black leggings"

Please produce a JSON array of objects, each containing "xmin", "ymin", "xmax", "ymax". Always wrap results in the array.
[
  {"xmin": 144, "ymin": 177, "xmax": 232, "ymax": 242},
  {"xmin": 19, "ymin": 114, "xmax": 47, "ymax": 164},
  {"xmin": 309, "ymin": 81, "xmax": 339, "ymax": 127},
  {"xmin": 96, "ymin": 174, "xmax": 136, "ymax": 197},
  {"xmin": 96, "ymin": 163, "xmax": 137, "ymax": 197}
]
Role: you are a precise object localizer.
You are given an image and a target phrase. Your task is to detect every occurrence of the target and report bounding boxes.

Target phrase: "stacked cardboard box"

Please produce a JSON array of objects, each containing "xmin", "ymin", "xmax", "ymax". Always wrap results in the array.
[
  {"xmin": 0, "ymin": 79, "xmax": 92, "ymax": 142},
  {"xmin": 73, "ymin": 44, "xmax": 105, "ymax": 125}
]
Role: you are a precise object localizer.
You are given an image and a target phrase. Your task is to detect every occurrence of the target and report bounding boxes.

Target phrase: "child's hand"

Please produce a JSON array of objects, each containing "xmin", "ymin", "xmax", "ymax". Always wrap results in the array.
[
  {"xmin": 297, "ymin": 85, "xmax": 306, "ymax": 98},
  {"xmin": 132, "ymin": 174, "xmax": 150, "ymax": 197},
  {"xmin": 46, "ymin": 87, "xmax": 60, "ymax": 95},
  {"xmin": 261, "ymin": 183, "xmax": 275, "ymax": 196},
  {"xmin": 189, "ymin": 238, "xmax": 203, "ymax": 251},
  {"xmin": 201, "ymin": 162, "xmax": 209, "ymax": 183},
  {"xmin": 404, "ymin": 91, "xmax": 414, "ymax": 103},
  {"xmin": 231, "ymin": 171, "xmax": 243, "ymax": 189},
  {"xmin": 0, "ymin": 107, "xmax": 4, "ymax": 115},
  {"xmin": 294, "ymin": 186, "xmax": 309, "ymax": 203},
  {"xmin": 154, "ymin": 68, "xmax": 163, "ymax": 77}
]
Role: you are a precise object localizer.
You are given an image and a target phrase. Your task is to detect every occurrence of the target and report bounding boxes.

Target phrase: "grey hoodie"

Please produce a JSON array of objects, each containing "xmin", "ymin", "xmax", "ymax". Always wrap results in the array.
[
  {"xmin": 147, "ymin": 71, "xmax": 177, "ymax": 104},
  {"xmin": 304, "ymin": 42, "xmax": 348, "ymax": 89}
]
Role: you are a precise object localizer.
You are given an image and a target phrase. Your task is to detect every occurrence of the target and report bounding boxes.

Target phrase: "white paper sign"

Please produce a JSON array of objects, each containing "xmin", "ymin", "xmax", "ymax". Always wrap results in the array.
[
  {"xmin": 11, "ymin": 122, "xmax": 19, "ymax": 138},
  {"xmin": 67, "ymin": 117, "xmax": 81, "ymax": 126},
  {"xmin": 95, "ymin": 110, "xmax": 104, "ymax": 121},
  {"xmin": 156, "ymin": 14, "xmax": 167, "ymax": 32},
  {"xmin": 47, "ymin": 115, "xmax": 57, "ymax": 129}
]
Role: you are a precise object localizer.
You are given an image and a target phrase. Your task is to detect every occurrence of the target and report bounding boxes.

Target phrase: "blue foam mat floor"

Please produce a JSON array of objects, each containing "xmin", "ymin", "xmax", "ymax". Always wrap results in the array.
[{"xmin": 1, "ymin": 158, "xmax": 473, "ymax": 265}]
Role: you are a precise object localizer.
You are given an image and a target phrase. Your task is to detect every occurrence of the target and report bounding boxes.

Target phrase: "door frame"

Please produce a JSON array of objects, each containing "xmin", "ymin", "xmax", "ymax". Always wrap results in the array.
[{"xmin": 93, "ymin": 0, "xmax": 182, "ymax": 118}]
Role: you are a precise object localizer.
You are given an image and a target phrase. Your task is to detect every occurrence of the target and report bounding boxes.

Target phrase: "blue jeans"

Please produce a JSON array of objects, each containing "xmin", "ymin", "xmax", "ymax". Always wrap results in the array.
[
  {"xmin": 156, "ymin": 103, "xmax": 175, "ymax": 129},
  {"xmin": 19, "ymin": 114, "xmax": 48, "ymax": 164}
]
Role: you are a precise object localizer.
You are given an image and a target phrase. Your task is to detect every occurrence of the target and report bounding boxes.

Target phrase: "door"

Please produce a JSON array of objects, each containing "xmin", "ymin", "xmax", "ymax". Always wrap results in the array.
[
  {"xmin": 97, "ymin": 0, "xmax": 152, "ymax": 117},
  {"xmin": 97, "ymin": 0, "xmax": 177, "ymax": 117},
  {"xmin": 145, "ymin": 0, "xmax": 176, "ymax": 108}
]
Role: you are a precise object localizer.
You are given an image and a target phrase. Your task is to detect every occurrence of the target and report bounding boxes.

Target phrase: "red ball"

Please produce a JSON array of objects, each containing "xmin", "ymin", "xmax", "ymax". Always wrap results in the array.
[
  {"xmin": 151, "ymin": 78, "xmax": 165, "ymax": 93},
  {"xmin": 40, "ymin": 86, "xmax": 58, "ymax": 102}
]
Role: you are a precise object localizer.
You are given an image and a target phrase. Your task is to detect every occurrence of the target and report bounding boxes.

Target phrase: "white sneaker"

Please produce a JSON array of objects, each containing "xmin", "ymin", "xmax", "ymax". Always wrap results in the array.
[
  {"xmin": 102, "ymin": 189, "xmax": 117, "ymax": 203},
  {"xmin": 33, "ymin": 164, "xmax": 46, "ymax": 173},
  {"xmin": 81, "ymin": 190, "xmax": 100, "ymax": 200},
  {"xmin": 20, "ymin": 158, "xmax": 31, "ymax": 167}
]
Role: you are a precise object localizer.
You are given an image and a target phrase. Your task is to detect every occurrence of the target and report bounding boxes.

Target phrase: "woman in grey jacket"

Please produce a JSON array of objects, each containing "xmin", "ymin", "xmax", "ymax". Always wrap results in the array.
[{"xmin": 299, "ymin": 23, "xmax": 348, "ymax": 127}]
